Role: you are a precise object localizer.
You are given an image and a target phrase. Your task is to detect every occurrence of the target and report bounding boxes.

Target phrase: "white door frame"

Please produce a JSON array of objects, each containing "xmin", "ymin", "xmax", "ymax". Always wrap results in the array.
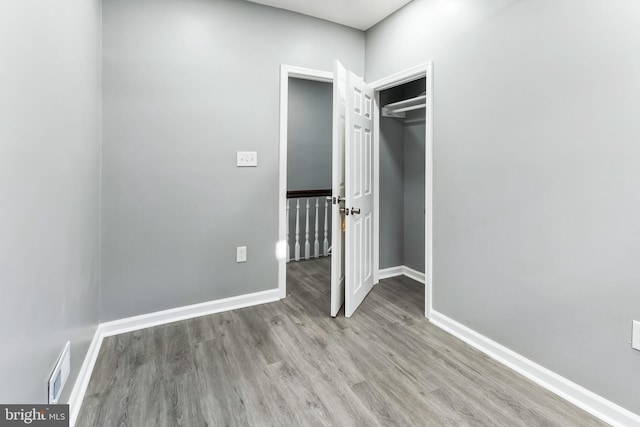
[
  {"xmin": 370, "ymin": 61, "xmax": 434, "ymax": 319},
  {"xmin": 278, "ymin": 65, "xmax": 333, "ymax": 299}
]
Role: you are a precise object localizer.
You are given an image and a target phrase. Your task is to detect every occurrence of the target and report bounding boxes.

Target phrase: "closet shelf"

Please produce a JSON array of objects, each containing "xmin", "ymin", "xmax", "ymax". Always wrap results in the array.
[{"xmin": 382, "ymin": 94, "xmax": 426, "ymax": 118}]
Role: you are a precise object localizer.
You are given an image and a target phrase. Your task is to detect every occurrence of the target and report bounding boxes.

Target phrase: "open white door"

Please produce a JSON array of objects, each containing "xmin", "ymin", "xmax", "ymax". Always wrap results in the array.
[
  {"xmin": 330, "ymin": 60, "xmax": 347, "ymax": 317},
  {"xmin": 344, "ymin": 70, "xmax": 375, "ymax": 318}
]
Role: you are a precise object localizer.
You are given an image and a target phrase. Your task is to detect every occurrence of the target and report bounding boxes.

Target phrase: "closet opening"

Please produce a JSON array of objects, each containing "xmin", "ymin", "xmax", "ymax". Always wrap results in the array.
[{"xmin": 376, "ymin": 76, "xmax": 429, "ymax": 318}]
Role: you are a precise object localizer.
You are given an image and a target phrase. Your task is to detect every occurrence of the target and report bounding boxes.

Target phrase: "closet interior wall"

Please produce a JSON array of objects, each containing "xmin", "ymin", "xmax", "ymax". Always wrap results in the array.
[{"xmin": 379, "ymin": 79, "xmax": 426, "ymax": 274}]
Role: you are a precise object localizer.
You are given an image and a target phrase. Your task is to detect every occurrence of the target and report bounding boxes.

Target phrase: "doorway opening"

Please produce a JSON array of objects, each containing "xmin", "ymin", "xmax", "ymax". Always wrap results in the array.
[{"xmin": 277, "ymin": 66, "xmax": 334, "ymax": 306}]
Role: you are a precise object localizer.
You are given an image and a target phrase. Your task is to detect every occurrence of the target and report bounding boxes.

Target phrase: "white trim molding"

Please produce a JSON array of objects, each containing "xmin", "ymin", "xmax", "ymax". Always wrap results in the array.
[
  {"xmin": 99, "ymin": 289, "xmax": 280, "ymax": 337},
  {"xmin": 403, "ymin": 266, "xmax": 425, "ymax": 284},
  {"xmin": 67, "ymin": 288, "xmax": 280, "ymax": 426},
  {"xmin": 373, "ymin": 90, "xmax": 380, "ymax": 286},
  {"xmin": 378, "ymin": 266, "xmax": 404, "ymax": 280},
  {"xmin": 278, "ymin": 64, "xmax": 334, "ymax": 300},
  {"xmin": 430, "ymin": 311, "xmax": 640, "ymax": 427},
  {"xmin": 378, "ymin": 265, "xmax": 425, "ymax": 284},
  {"xmin": 68, "ymin": 327, "xmax": 103, "ymax": 427},
  {"xmin": 424, "ymin": 61, "xmax": 434, "ymax": 320},
  {"xmin": 370, "ymin": 62, "xmax": 430, "ymax": 92}
]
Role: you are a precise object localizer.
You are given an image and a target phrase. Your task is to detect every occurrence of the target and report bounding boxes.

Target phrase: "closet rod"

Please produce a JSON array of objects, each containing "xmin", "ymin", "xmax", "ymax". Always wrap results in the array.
[
  {"xmin": 382, "ymin": 94, "xmax": 427, "ymax": 118},
  {"xmin": 390, "ymin": 103, "xmax": 426, "ymax": 114},
  {"xmin": 383, "ymin": 94, "xmax": 426, "ymax": 111}
]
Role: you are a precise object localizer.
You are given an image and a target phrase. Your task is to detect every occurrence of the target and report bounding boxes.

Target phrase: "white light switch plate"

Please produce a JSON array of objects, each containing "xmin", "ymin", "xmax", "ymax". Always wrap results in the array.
[
  {"xmin": 237, "ymin": 151, "xmax": 257, "ymax": 167},
  {"xmin": 236, "ymin": 246, "xmax": 247, "ymax": 263},
  {"xmin": 632, "ymin": 320, "xmax": 640, "ymax": 351}
]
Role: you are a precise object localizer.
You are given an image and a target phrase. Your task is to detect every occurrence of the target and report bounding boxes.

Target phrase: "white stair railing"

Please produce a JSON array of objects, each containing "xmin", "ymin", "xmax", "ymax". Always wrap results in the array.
[
  {"xmin": 294, "ymin": 199, "xmax": 300, "ymax": 261},
  {"xmin": 323, "ymin": 198, "xmax": 329, "ymax": 256},
  {"xmin": 304, "ymin": 198, "xmax": 310, "ymax": 260},
  {"xmin": 286, "ymin": 190, "xmax": 331, "ymax": 263},
  {"xmin": 286, "ymin": 200, "xmax": 290, "ymax": 262},
  {"xmin": 314, "ymin": 198, "xmax": 320, "ymax": 258}
]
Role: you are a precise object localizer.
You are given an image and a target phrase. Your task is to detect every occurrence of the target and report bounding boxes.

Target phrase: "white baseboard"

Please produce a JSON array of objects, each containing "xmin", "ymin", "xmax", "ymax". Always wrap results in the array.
[
  {"xmin": 378, "ymin": 266, "xmax": 404, "ymax": 280},
  {"xmin": 67, "ymin": 288, "xmax": 281, "ymax": 426},
  {"xmin": 379, "ymin": 265, "xmax": 425, "ymax": 284},
  {"xmin": 430, "ymin": 310, "xmax": 640, "ymax": 427},
  {"xmin": 100, "ymin": 288, "xmax": 280, "ymax": 337},
  {"xmin": 402, "ymin": 266, "xmax": 425, "ymax": 284}
]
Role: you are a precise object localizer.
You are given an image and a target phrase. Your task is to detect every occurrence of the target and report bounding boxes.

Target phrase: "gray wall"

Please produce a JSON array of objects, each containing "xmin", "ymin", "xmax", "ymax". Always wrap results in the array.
[
  {"xmin": 287, "ymin": 78, "xmax": 332, "ymax": 259},
  {"xmin": 367, "ymin": 0, "xmax": 640, "ymax": 414},
  {"xmin": 379, "ymin": 111, "xmax": 426, "ymax": 273},
  {"xmin": 101, "ymin": 0, "xmax": 364, "ymax": 320},
  {"xmin": 0, "ymin": 0, "xmax": 101, "ymax": 403},
  {"xmin": 379, "ymin": 117, "xmax": 405, "ymax": 269},
  {"xmin": 287, "ymin": 78, "xmax": 332, "ymax": 191},
  {"xmin": 403, "ymin": 110, "xmax": 426, "ymax": 272}
]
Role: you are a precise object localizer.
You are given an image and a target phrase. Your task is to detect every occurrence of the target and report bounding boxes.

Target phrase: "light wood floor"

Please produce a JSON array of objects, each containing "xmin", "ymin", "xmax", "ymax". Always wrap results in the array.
[{"xmin": 77, "ymin": 257, "xmax": 607, "ymax": 426}]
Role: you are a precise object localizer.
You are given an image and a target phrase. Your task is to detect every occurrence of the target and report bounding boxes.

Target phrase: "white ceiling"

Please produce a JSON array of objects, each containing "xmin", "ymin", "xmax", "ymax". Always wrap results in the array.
[{"xmin": 246, "ymin": 0, "xmax": 414, "ymax": 31}]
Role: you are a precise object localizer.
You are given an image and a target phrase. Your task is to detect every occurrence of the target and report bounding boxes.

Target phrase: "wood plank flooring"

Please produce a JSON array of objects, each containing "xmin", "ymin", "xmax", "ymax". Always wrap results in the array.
[{"xmin": 77, "ymin": 257, "xmax": 607, "ymax": 426}]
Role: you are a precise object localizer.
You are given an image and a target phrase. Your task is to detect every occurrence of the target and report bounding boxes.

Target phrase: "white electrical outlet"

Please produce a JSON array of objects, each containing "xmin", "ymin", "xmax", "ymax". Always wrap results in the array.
[
  {"xmin": 49, "ymin": 341, "xmax": 71, "ymax": 404},
  {"xmin": 632, "ymin": 321, "xmax": 640, "ymax": 351},
  {"xmin": 236, "ymin": 246, "xmax": 247, "ymax": 262},
  {"xmin": 237, "ymin": 151, "xmax": 258, "ymax": 167}
]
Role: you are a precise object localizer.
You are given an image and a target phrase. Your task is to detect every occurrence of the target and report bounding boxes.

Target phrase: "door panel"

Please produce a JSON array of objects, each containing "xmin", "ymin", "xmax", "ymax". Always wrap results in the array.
[
  {"xmin": 330, "ymin": 60, "xmax": 347, "ymax": 317},
  {"xmin": 345, "ymin": 70, "xmax": 375, "ymax": 318}
]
